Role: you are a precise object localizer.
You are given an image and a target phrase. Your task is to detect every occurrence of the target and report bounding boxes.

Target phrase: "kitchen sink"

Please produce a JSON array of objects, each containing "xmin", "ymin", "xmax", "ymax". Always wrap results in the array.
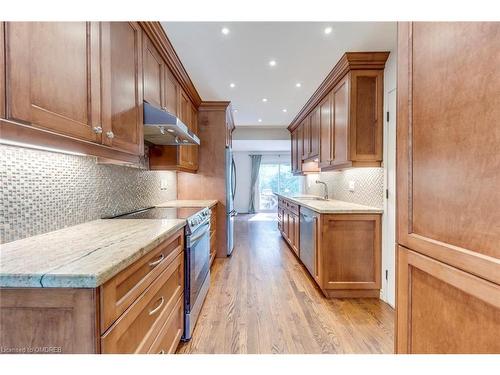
[{"xmin": 292, "ymin": 196, "xmax": 327, "ymax": 201}]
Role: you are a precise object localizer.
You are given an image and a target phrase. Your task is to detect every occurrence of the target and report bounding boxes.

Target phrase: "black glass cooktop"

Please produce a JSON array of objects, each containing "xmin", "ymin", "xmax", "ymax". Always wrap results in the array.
[{"xmin": 108, "ymin": 207, "xmax": 204, "ymax": 220}]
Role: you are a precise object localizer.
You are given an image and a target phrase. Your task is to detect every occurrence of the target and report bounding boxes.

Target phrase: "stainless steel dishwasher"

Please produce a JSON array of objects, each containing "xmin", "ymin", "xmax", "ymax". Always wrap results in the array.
[{"xmin": 299, "ymin": 207, "xmax": 317, "ymax": 276}]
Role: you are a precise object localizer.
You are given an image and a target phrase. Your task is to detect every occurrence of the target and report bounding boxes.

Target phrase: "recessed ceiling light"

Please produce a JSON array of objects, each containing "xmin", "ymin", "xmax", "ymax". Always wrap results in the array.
[
  {"xmin": 221, "ymin": 27, "xmax": 230, "ymax": 35},
  {"xmin": 269, "ymin": 60, "xmax": 277, "ymax": 67},
  {"xmin": 295, "ymin": 83, "xmax": 302, "ymax": 88},
  {"xmin": 258, "ymin": 118, "xmax": 262, "ymax": 123},
  {"xmin": 282, "ymin": 109, "xmax": 287, "ymax": 113},
  {"xmin": 324, "ymin": 26, "xmax": 333, "ymax": 35},
  {"xmin": 262, "ymin": 98, "xmax": 268, "ymax": 102},
  {"xmin": 229, "ymin": 83, "xmax": 236, "ymax": 88}
]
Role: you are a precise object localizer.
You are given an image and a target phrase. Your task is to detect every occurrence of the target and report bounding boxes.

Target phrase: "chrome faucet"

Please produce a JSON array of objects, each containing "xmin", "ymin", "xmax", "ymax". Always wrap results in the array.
[{"xmin": 315, "ymin": 180, "xmax": 329, "ymax": 200}]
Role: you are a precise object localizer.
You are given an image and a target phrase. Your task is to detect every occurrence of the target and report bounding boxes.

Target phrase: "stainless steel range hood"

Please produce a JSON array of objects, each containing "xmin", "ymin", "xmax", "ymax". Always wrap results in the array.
[{"xmin": 143, "ymin": 101, "xmax": 200, "ymax": 146}]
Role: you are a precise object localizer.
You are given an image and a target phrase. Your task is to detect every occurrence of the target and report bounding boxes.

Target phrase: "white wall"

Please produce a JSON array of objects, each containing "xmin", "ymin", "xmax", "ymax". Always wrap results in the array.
[{"xmin": 233, "ymin": 151, "xmax": 253, "ymax": 213}]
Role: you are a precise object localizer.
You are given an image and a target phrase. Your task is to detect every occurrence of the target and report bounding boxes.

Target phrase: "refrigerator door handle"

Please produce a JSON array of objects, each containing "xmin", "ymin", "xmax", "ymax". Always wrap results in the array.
[{"xmin": 231, "ymin": 158, "xmax": 236, "ymax": 200}]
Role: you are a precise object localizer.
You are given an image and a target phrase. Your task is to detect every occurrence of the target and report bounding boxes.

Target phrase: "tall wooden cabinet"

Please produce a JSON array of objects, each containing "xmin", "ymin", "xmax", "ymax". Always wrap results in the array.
[
  {"xmin": 396, "ymin": 22, "xmax": 500, "ymax": 354},
  {"xmin": 288, "ymin": 52, "xmax": 388, "ymax": 175}
]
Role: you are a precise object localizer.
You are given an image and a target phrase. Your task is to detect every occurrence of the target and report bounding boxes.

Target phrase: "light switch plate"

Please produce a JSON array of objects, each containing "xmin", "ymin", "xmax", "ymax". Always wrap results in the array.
[{"xmin": 348, "ymin": 180, "xmax": 355, "ymax": 192}]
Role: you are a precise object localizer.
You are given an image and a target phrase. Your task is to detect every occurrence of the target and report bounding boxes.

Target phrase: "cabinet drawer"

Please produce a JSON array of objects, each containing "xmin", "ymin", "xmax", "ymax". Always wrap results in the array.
[
  {"xmin": 148, "ymin": 294, "xmax": 184, "ymax": 354},
  {"xmin": 286, "ymin": 201, "xmax": 299, "ymax": 215},
  {"xmin": 100, "ymin": 252, "xmax": 184, "ymax": 353},
  {"xmin": 100, "ymin": 229, "xmax": 184, "ymax": 332}
]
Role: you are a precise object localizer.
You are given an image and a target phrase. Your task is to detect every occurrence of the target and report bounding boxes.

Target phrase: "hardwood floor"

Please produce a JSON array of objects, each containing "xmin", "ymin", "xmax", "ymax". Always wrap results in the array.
[{"xmin": 177, "ymin": 213, "xmax": 394, "ymax": 354}]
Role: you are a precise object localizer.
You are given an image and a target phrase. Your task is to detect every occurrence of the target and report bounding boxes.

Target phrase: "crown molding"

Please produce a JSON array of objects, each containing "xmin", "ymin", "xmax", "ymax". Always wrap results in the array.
[
  {"xmin": 287, "ymin": 51, "xmax": 390, "ymax": 131},
  {"xmin": 140, "ymin": 22, "xmax": 202, "ymax": 108}
]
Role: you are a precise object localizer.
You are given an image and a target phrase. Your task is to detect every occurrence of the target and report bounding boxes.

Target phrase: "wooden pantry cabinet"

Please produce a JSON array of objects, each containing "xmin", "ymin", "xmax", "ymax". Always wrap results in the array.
[
  {"xmin": 289, "ymin": 52, "xmax": 388, "ymax": 174},
  {"xmin": 0, "ymin": 229, "xmax": 185, "ymax": 354},
  {"xmin": 396, "ymin": 22, "xmax": 500, "ymax": 353},
  {"xmin": 0, "ymin": 22, "xmax": 144, "ymax": 164}
]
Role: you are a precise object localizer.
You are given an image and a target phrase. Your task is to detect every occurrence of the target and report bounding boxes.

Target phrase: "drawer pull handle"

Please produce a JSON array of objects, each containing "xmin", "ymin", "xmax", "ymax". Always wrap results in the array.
[
  {"xmin": 158, "ymin": 350, "xmax": 165, "ymax": 354},
  {"xmin": 149, "ymin": 254, "xmax": 164, "ymax": 267},
  {"xmin": 149, "ymin": 296, "xmax": 165, "ymax": 315}
]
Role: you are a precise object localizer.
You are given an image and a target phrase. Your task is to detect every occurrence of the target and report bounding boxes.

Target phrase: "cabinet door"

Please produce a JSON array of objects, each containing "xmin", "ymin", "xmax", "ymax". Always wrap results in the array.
[
  {"xmin": 331, "ymin": 76, "xmax": 350, "ymax": 168},
  {"xmin": 189, "ymin": 103, "xmax": 199, "ymax": 170},
  {"xmin": 101, "ymin": 22, "xmax": 143, "ymax": 155},
  {"xmin": 293, "ymin": 213, "xmax": 300, "ymax": 256},
  {"xmin": 301, "ymin": 118, "xmax": 310, "ymax": 160},
  {"xmin": 349, "ymin": 69, "xmax": 383, "ymax": 163},
  {"xmin": 178, "ymin": 89, "xmax": 191, "ymax": 168},
  {"xmin": 143, "ymin": 34, "xmax": 164, "ymax": 109},
  {"xmin": 164, "ymin": 68, "xmax": 178, "ymax": 116},
  {"xmin": 397, "ymin": 22, "xmax": 500, "ymax": 285},
  {"xmin": 318, "ymin": 94, "xmax": 333, "ymax": 168},
  {"xmin": 320, "ymin": 214, "xmax": 381, "ymax": 292},
  {"xmin": 396, "ymin": 246, "xmax": 500, "ymax": 353},
  {"xmin": 4, "ymin": 22, "xmax": 101, "ymax": 143},
  {"xmin": 290, "ymin": 129, "xmax": 298, "ymax": 173},
  {"xmin": 309, "ymin": 106, "xmax": 320, "ymax": 158}
]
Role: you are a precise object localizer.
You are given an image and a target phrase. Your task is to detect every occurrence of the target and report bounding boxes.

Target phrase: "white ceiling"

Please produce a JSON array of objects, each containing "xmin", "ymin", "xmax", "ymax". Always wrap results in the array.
[{"xmin": 161, "ymin": 22, "xmax": 397, "ymax": 127}]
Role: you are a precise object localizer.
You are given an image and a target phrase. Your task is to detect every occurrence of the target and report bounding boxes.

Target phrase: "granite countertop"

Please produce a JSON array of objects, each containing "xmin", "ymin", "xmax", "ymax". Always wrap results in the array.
[
  {"xmin": 0, "ymin": 219, "xmax": 186, "ymax": 288},
  {"xmin": 275, "ymin": 193, "xmax": 383, "ymax": 214},
  {"xmin": 156, "ymin": 199, "xmax": 218, "ymax": 208}
]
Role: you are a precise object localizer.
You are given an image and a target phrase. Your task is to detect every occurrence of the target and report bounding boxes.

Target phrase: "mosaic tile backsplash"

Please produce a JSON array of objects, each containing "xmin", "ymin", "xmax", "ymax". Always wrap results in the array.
[
  {"xmin": 0, "ymin": 145, "xmax": 177, "ymax": 244},
  {"xmin": 304, "ymin": 168, "xmax": 384, "ymax": 209}
]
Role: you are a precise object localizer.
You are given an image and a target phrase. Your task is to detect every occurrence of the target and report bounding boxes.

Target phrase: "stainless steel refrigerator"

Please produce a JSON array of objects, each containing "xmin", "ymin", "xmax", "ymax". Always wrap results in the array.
[{"xmin": 225, "ymin": 147, "xmax": 236, "ymax": 255}]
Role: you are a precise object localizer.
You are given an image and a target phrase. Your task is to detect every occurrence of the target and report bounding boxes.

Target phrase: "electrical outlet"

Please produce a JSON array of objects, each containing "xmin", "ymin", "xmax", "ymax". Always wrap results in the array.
[
  {"xmin": 348, "ymin": 180, "xmax": 355, "ymax": 192},
  {"xmin": 160, "ymin": 178, "xmax": 168, "ymax": 190}
]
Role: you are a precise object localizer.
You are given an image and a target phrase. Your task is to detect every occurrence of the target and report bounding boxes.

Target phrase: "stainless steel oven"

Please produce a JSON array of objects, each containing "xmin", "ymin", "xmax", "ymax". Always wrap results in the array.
[
  {"xmin": 183, "ymin": 216, "xmax": 211, "ymax": 341},
  {"xmin": 104, "ymin": 206, "xmax": 212, "ymax": 342}
]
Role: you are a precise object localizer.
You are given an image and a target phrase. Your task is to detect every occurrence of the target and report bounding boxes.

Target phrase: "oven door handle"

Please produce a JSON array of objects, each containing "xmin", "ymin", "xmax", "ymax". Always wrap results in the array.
[{"xmin": 189, "ymin": 223, "xmax": 210, "ymax": 244}]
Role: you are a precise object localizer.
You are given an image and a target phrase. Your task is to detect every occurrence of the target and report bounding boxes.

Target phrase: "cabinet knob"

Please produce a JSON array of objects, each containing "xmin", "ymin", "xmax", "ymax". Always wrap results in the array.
[
  {"xmin": 106, "ymin": 131, "xmax": 115, "ymax": 139},
  {"xmin": 92, "ymin": 126, "xmax": 103, "ymax": 134}
]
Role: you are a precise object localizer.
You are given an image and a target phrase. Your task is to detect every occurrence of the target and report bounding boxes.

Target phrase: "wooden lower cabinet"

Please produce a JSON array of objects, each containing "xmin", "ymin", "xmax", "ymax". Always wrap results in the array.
[
  {"xmin": 0, "ymin": 229, "xmax": 185, "ymax": 354},
  {"xmin": 278, "ymin": 198, "xmax": 299, "ymax": 257},
  {"xmin": 396, "ymin": 246, "xmax": 500, "ymax": 354},
  {"xmin": 278, "ymin": 197, "xmax": 381, "ymax": 299},
  {"xmin": 319, "ymin": 214, "xmax": 381, "ymax": 298}
]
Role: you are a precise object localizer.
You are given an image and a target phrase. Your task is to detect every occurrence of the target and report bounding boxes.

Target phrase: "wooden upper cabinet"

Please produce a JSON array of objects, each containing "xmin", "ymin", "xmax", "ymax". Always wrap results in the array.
[
  {"xmin": 189, "ymin": 103, "xmax": 199, "ymax": 170},
  {"xmin": 309, "ymin": 106, "xmax": 320, "ymax": 159},
  {"xmin": 101, "ymin": 22, "xmax": 143, "ymax": 156},
  {"xmin": 318, "ymin": 94, "xmax": 333, "ymax": 168},
  {"xmin": 349, "ymin": 70, "xmax": 383, "ymax": 163},
  {"xmin": 142, "ymin": 34, "xmax": 165, "ymax": 109},
  {"xmin": 331, "ymin": 75, "xmax": 350, "ymax": 168},
  {"xmin": 178, "ymin": 89, "xmax": 192, "ymax": 169},
  {"xmin": 288, "ymin": 52, "xmax": 388, "ymax": 171},
  {"xmin": 4, "ymin": 22, "xmax": 102, "ymax": 143},
  {"xmin": 164, "ymin": 68, "xmax": 178, "ymax": 116},
  {"xmin": 291, "ymin": 129, "xmax": 299, "ymax": 174},
  {"xmin": 300, "ymin": 118, "xmax": 310, "ymax": 160}
]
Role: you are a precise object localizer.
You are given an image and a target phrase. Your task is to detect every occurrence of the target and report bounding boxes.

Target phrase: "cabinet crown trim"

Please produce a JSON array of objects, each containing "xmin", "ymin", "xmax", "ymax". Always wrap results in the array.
[{"xmin": 287, "ymin": 51, "xmax": 389, "ymax": 131}]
